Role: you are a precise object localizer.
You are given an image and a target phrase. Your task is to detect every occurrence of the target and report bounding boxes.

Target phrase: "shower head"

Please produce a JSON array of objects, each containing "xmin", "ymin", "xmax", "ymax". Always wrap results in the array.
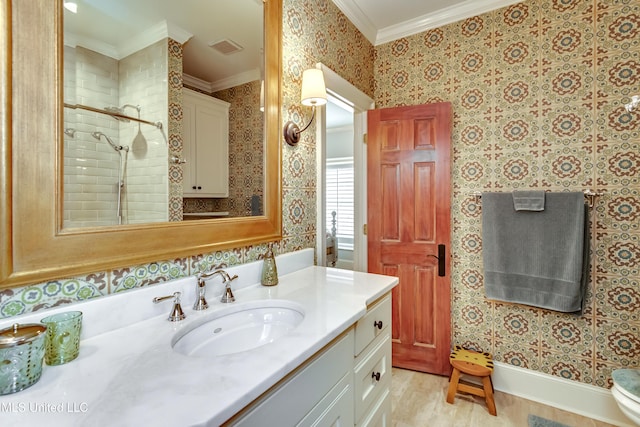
[
  {"xmin": 121, "ymin": 104, "xmax": 141, "ymax": 114},
  {"xmin": 104, "ymin": 106, "xmax": 130, "ymax": 122},
  {"xmin": 104, "ymin": 104, "xmax": 141, "ymax": 121},
  {"xmin": 91, "ymin": 131, "xmax": 126, "ymax": 152}
]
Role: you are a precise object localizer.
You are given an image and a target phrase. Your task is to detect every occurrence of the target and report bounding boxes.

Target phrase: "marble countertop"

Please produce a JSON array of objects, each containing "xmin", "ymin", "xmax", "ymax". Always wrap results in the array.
[{"xmin": 0, "ymin": 261, "xmax": 398, "ymax": 427}]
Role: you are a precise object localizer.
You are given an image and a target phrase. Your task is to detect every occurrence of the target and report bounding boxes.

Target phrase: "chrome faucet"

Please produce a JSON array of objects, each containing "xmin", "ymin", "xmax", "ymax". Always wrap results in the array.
[
  {"xmin": 194, "ymin": 269, "xmax": 239, "ymax": 309},
  {"xmin": 153, "ymin": 291, "xmax": 186, "ymax": 321}
]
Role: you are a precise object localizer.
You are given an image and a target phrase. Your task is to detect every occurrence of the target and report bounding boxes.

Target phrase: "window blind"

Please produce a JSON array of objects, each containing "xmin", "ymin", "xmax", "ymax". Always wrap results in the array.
[{"xmin": 326, "ymin": 158, "xmax": 354, "ymax": 250}]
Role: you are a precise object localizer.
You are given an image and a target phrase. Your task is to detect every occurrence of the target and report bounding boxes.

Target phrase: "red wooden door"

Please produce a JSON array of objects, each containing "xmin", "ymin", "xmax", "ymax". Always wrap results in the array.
[{"xmin": 367, "ymin": 103, "xmax": 452, "ymax": 375}]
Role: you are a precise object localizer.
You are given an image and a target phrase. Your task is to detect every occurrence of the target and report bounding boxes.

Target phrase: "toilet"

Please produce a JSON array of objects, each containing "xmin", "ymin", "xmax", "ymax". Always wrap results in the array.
[{"xmin": 612, "ymin": 369, "xmax": 640, "ymax": 426}]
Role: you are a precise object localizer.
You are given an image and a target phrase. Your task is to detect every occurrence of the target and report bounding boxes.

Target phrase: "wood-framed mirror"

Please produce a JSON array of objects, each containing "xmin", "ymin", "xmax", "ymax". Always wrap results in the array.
[{"xmin": 0, "ymin": 0, "xmax": 282, "ymax": 289}]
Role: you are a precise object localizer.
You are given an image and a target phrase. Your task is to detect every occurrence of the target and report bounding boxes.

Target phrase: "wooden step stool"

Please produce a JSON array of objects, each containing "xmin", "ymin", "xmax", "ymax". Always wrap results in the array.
[{"xmin": 446, "ymin": 346, "xmax": 496, "ymax": 416}]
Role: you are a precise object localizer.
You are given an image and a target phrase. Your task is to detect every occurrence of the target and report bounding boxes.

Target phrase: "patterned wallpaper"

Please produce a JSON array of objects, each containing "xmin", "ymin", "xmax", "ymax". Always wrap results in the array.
[
  {"xmin": 2, "ymin": 0, "xmax": 634, "ymax": 392},
  {"xmin": 374, "ymin": 0, "xmax": 639, "ymax": 388}
]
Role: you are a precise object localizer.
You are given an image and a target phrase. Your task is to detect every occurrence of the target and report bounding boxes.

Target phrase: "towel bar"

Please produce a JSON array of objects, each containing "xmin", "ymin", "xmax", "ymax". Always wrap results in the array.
[{"xmin": 469, "ymin": 189, "xmax": 602, "ymax": 208}]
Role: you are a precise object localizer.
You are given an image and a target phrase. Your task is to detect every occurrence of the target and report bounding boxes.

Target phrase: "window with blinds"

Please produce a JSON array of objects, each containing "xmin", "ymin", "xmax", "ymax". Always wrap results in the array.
[{"xmin": 326, "ymin": 158, "xmax": 354, "ymax": 250}]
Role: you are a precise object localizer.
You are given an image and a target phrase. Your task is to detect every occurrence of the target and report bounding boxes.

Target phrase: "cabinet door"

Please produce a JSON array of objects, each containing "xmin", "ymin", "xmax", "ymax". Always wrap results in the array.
[
  {"xmin": 193, "ymin": 100, "xmax": 228, "ymax": 197},
  {"xmin": 182, "ymin": 89, "xmax": 229, "ymax": 197},
  {"xmin": 228, "ymin": 330, "xmax": 354, "ymax": 426},
  {"xmin": 182, "ymin": 98, "xmax": 196, "ymax": 195}
]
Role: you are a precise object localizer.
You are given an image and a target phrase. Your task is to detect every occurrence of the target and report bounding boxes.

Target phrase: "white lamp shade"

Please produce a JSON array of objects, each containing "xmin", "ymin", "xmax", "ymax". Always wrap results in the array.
[
  {"xmin": 300, "ymin": 69, "xmax": 327, "ymax": 106},
  {"xmin": 64, "ymin": 2, "xmax": 78, "ymax": 13},
  {"xmin": 259, "ymin": 80, "xmax": 264, "ymax": 112}
]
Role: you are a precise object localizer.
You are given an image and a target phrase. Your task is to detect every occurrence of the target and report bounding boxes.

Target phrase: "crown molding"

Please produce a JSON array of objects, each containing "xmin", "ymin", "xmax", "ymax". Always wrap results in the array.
[
  {"xmin": 183, "ymin": 68, "xmax": 261, "ymax": 94},
  {"xmin": 332, "ymin": 0, "xmax": 524, "ymax": 46},
  {"xmin": 182, "ymin": 74, "xmax": 213, "ymax": 93},
  {"xmin": 331, "ymin": 0, "xmax": 378, "ymax": 44},
  {"xmin": 376, "ymin": 0, "xmax": 523, "ymax": 45},
  {"xmin": 66, "ymin": 20, "xmax": 193, "ymax": 60},
  {"xmin": 210, "ymin": 68, "xmax": 261, "ymax": 93}
]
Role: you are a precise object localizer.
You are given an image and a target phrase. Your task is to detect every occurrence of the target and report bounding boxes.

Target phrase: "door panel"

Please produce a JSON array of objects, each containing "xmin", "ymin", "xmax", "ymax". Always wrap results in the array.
[
  {"xmin": 368, "ymin": 102, "xmax": 452, "ymax": 375},
  {"xmin": 381, "ymin": 165, "xmax": 400, "ymax": 241}
]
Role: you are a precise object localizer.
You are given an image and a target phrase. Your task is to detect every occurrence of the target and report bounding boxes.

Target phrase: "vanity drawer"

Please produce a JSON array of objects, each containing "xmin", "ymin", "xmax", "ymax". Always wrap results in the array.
[
  {"xmin": 354, "ymin": 295, "xmax": 391, "ymax": 357},
  {"xmin": 356, "ymin": 388, "xmax": 391, "ymax": 427},
  {"xmin": 354, "ymin": 330, "xmax": 391, "ymax": 422},
  {"xmin": 297, "ymin": 373, "xmax": 354, "ymax": 427}
]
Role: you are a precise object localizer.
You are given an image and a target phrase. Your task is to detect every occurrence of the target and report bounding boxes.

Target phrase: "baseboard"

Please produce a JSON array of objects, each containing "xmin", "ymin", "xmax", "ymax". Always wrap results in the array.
[{"xmin": 492, "ymin": 362, "xmax": 633, "ymax": 427}]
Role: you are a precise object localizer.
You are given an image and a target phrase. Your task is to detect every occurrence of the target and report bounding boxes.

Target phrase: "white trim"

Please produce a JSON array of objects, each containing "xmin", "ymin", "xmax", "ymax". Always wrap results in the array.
[
  {"xmin": 330, "ymin": 0, "xmax": 378, "ymax": 45},
  {"xmin": 492, "ymin": 362, "xmax": 633, "ymax": 427},
  {"xmin": 118, "ymin": 20, "xmax": 192, "ymax": 59},
  {"xmin": 327, "ymin": 125, "xmax": 354, "ymax": 134},
  {"xmin": 315, "ymin": 63, "xmax": 373, "ymax": 272},
  {"xmin": 65, "ymin": 20, "xmax": 193, "ymax": 60},
  {"xmin": 183, "ymin": 73, "xmax": 213, "ymax": 93},
  {"xmin": 183, "ymin": 68, "xmax": 262, "ymax": 94},
  {"xmin": 64, "ymin": 32, "xmax": 119, "ymax": 59},
  {"xmin": 376, "ymin": 0, "xmax": 523, "ymax": 45},
  {"xmin": 316, "ymin": 102, "xmax": 328, "ymax": 267},
  {"xmin": 331, "ymin": 0, "xmax": 524, "ymax": 46},
  {"xmin": 210, "ymin": 68, "xmax": 262, "ymax": 92}
]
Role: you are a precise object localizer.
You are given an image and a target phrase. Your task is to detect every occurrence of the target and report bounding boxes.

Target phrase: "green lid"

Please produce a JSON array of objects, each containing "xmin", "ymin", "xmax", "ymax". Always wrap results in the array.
[{"xmin": 0, "ymin": 323, "xmax": 47, "ymax": 348}]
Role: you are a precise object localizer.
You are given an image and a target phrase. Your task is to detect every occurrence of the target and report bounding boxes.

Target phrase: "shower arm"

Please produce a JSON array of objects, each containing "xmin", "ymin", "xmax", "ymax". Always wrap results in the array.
[{"xmin": 64, "ymin": 103, "xmax": 162, "ymax": 129}]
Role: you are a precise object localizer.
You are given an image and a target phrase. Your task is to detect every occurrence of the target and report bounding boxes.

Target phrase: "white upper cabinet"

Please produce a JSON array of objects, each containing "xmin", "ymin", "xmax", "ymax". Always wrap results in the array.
[{"xmin": 182, "ymin": 88, "xmax": 230, "ymax": 198}]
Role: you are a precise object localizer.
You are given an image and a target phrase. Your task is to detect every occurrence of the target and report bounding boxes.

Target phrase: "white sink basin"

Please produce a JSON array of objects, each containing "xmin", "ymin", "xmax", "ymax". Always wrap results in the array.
[{"xmin": 172, "ymin": 300, "xmax": 305, "ymax": 357}]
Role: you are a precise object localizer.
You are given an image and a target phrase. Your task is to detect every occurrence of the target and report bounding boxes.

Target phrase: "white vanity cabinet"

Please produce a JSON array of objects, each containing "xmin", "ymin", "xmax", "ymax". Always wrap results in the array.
[
  {"xmin": 225, "ymin": 293, "xmax": 393, "ymax": 427},
  {"xmin": 226, "ymin": 330, "xmax": 355, "ymax": 427},
  {"xmin": 353, "ymin": 295, "xmax": 392, "ymax": 427},
  {"xmin": 182, "ymin": 88, "xmax": 230, "ymax": 197}
]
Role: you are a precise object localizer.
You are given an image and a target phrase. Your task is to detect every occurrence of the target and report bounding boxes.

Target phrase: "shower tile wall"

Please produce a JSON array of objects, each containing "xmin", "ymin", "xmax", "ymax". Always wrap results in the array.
[
  {"xmin": 64, "ymin": 45, "xmax": 121, "ymax": 228},
  {"xmin": 374, "ymin": 0, "xmax": 640, "ymax": 388},
  {"xmin": 118, "ymin": 40, "xmax": 169, "ymax": 224},
  {"xmin": 63, "ymin": 41, "xmax": 169, "ymax": 227}
]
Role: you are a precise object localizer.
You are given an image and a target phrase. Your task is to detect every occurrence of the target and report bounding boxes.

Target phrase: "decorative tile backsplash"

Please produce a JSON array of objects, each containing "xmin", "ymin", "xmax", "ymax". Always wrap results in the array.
[
  {"xmin": 2, "ymin": 0, "xmax": 637, "ymax": 393},
  {"xmin": 375, "ymin": 0, "xmax": 639, "ymax": 388}
]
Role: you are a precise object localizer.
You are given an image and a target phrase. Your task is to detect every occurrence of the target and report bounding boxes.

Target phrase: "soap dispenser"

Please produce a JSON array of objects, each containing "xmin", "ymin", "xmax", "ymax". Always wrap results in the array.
[{"xmin": 261, "ymin": 243, "xmax": 278, "ymax": 286}]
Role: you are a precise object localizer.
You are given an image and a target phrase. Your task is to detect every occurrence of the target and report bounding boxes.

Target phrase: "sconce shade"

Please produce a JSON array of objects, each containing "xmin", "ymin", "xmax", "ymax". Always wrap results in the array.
[
  {"xmin": 259, "ymin": 80, "xmax": 265, "ymax": 112},
  {"xmin": 300, "ymin": 69, "xmax": 327, "ymax": 106},
  {"xmin": 283, "ymin": 68, "xmax": 327, "ymax": 146}
]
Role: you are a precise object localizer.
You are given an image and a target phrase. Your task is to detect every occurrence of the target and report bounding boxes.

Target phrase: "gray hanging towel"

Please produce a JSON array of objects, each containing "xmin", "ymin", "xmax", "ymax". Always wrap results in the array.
[
  {"xmin": 482, "ymin": 192, "xmax": 589, "ymax": 312},
  {"xmin": 512, "ymin": 190, "xmax": 546, "ymax": 211}
]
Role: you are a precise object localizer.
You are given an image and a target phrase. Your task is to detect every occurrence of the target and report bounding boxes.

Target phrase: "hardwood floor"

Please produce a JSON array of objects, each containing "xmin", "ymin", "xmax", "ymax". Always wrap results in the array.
[{"xmin": 391, "ymin": 368, "xmax": 619, "ymax": 427}]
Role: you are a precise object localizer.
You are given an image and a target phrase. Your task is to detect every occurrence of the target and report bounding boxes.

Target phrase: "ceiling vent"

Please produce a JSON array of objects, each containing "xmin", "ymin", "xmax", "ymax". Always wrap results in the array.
[{"xmin": 208, "ymin": 39, "xmax": 244, "ymax": 55}]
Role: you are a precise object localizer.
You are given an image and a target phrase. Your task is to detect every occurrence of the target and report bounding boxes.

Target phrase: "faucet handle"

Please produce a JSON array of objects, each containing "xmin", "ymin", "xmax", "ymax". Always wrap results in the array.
[
  {"xmin": 153, "ymin": 291, "xmax": 186, "ymax": 321},
  {"xmin": 220, "ymin": 274, "xmax": 238, "ymax": 303}
]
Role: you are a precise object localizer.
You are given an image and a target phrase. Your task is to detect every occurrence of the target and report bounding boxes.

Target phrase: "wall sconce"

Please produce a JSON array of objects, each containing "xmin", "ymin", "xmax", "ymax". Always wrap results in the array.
[
  {"xmin": 283, "ymin": 68, "xmax": 327, "ymax": 146},
  {"xmin": 63, "ymin": 2, "xmax": 78, "ymax": 13},
  {"xmin": 625, "ymin": 95, "xmax": 639, "ymax": 112}
]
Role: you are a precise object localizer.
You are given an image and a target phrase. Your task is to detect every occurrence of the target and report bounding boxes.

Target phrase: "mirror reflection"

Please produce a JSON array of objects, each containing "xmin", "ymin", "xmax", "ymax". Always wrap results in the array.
[{"xmin": 62, "ymin": 0, "xmax": 265, "ymax": 228}]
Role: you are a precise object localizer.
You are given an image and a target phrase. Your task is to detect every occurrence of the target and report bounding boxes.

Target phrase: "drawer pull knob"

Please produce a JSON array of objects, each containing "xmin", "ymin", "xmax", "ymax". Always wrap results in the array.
[
  {"xmin": 374, "ymin": 320, "xmax": 383, "ymax": 330},
  {"xmin": 372, "ymin": 372, "xmax": 381, "ymax": 381}
]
